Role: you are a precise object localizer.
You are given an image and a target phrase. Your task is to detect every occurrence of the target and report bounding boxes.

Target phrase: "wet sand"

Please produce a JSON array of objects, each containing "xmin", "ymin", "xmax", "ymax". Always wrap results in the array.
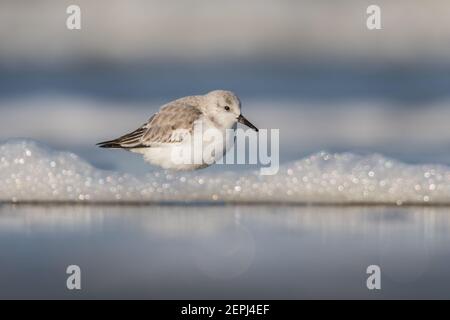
[{"xmin": 1, "ymin": 204, "xmax": 449, "ymax": 299}]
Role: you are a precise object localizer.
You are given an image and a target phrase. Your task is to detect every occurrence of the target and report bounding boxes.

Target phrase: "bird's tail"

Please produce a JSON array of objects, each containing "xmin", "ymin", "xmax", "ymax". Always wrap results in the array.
[
  {"xmin": 96, "ymin": 139, "xmax": 124, "ymax": 148},
  {"xmin": 97, "ymin": 124, "xmax": 148, "ymax": 149}
]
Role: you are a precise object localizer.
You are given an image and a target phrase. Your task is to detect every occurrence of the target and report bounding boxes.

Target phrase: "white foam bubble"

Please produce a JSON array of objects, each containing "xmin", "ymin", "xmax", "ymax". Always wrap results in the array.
[{"xmin": 1, "ymin": 140, "xmax": 450, "ymax": 205}]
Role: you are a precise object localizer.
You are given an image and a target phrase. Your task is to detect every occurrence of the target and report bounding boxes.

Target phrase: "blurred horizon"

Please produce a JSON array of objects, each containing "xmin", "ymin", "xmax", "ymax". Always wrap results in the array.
[{"xmin": 2, "ymin": 0, "xmax": 450, "ymax": 66}]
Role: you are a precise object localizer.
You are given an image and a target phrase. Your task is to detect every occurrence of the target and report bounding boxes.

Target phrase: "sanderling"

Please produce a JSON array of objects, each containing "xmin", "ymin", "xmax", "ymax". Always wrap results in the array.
[{"xmin": 97, "ymin": 90, "xmax": 258, "ymax": 170}]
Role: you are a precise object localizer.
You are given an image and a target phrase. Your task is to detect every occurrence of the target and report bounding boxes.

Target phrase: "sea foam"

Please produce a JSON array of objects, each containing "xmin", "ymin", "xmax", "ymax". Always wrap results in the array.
[{"xmin": 1, "ymin": 140, "xmax": 450, "ymax": 205}]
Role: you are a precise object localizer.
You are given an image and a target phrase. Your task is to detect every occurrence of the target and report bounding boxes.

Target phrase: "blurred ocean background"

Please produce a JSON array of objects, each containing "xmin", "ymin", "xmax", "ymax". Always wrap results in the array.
[
  {"xmin": 1, "ymin": 0, "xmax": 450, "ymax": 174},
  {"xmin": 1, "ymin": 0, "xmax": 450, "ymax": 298}
]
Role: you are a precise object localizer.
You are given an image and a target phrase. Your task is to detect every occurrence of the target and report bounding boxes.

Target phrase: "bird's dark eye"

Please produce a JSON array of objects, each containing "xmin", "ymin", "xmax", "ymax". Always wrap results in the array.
[{"xmin": 224, "ymin": 106, "xmax": 230, "ymax": 111}]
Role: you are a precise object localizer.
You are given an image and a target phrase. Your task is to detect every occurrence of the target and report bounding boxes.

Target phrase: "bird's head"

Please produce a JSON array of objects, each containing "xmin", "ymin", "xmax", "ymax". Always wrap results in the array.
[{"xmin": 204, "ymin": 90, "xmax": 258, "ymax": 131}]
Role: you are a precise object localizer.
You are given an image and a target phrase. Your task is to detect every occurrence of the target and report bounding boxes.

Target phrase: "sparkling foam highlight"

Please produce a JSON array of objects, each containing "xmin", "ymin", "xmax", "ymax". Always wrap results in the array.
[{"xmin": 1, "ymin": 140, "xmax": 450, "ymax": 204}]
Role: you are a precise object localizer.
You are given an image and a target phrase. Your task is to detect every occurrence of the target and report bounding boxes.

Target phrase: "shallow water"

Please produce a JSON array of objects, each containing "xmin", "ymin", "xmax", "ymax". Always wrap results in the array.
[{"xmin": 1, "ymin": 204, "xmax": 449, "ymax": 299}]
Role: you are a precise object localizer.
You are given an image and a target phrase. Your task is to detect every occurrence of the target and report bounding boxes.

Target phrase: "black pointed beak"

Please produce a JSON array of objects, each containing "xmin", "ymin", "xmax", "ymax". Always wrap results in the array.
[{"xmin": 237, "ymin": 114, "xmax": 258, "ymax": 132}]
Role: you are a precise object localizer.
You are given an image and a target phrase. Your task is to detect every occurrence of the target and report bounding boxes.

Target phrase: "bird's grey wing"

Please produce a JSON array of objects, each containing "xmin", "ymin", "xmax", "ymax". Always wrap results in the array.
[
  {"xmin": 140, "ymin": 104, "xmax": 203, "ymax": 147},
  {"xmin": 97, "ymin": 103, "xmax": 202, "ymax": 149}
]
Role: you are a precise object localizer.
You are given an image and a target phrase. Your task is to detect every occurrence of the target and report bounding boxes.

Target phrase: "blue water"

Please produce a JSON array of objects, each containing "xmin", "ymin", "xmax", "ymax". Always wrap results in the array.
[
  {"xmin": 1, "ymin": 204, "xmax": 449, "ymax": 299},
  {"xmin": 2, "ymin": 62, "xmax": 450, "ymax": 103}
]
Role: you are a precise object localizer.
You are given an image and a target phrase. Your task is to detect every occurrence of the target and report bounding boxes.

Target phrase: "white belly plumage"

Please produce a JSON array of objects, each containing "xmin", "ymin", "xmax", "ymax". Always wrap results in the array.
[{"xmin": 131, "ymin": 125, "xmax": 235, "ymax": 171}]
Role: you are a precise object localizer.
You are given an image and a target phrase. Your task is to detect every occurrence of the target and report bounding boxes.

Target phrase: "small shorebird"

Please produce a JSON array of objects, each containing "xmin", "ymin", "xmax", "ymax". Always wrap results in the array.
[{"xmin": 97, "ymin": 90, "xmax": 258, "ymax": 170}]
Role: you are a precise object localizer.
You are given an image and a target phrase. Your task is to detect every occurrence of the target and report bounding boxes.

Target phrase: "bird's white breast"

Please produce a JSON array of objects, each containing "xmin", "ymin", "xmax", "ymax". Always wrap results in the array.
[{"xmin": 132, "ymin": 119, "xmax": 236, "ymax": 171}]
